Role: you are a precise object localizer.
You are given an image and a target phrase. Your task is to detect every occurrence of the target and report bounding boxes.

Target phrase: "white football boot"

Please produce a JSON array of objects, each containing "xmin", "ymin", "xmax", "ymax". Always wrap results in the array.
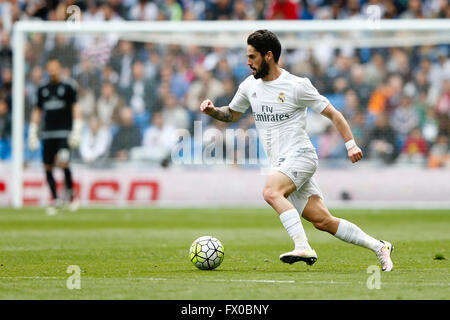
[
  {"xmin": 376, "ymin": 240, "xmax": 394, "ymax": 272},
  {"xmin": 67, "ymin": 199, "xmax": 80, "ymax": 212},
  {"xmin": 45, "ymin": 199, "xmax": 64, "ymax": 216},
  {"xmin": 279, "ymin": 248, "xmax": 318, "ymax": 265}
]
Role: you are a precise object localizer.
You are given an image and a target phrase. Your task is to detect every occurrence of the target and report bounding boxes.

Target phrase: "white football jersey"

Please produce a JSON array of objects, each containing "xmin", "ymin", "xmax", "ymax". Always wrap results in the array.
[{"xmin": 229, "ymin": 69, "xmax": 330, "ymax": 164}]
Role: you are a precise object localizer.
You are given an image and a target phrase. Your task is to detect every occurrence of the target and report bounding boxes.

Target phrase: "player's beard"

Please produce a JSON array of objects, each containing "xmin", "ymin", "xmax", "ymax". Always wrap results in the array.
[{"xmin": 253, "ymin": 59, "xmax": 270, "ymax": 79}]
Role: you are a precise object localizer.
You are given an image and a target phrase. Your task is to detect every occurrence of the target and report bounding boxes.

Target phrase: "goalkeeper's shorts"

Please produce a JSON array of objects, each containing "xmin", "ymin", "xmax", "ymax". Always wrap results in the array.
[{"xmin": 42, "ymin": 138, "xmax": 70, "ymax": 165}]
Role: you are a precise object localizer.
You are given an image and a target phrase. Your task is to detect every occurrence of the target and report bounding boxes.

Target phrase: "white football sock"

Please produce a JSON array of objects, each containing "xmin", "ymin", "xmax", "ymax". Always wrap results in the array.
[
  {"xmin": 279, "ymin": 209, "xmax": 312, "ymax": 250},
  {"xmin": 334, "ymin": 219, "xmax": 383, "ymax": 252}
]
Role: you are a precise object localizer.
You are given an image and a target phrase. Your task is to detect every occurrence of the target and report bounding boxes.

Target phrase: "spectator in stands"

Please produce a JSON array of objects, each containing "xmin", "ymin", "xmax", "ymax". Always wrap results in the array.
[
  {"xmin": 158, "ymin": 64, "xmax": 190, "ymax": 100},
  {"xmin": 73, "ymin": 55, "xmax": 98, "ymax": 93},
  {"xmin": 162, "ymin": 94, "xmax": 190, "ymax": 130},
  {"xmin": 411, "ymin": 70, "xmax": 429, "ymax": 97},
  {"xmin": 428, "ymin": 135, "xmax": 449, "ymax": 168},
  {"xmin": 76, "ymin": 85, "xmax": 96, "ymax": 125},
  {"xmin": 342, "ymin": 89, "xmax": 362, "ymax": 120},
  {"xmin": 434, "ymin": 0, "xmax": 449, "ymax": 18},
  {"xmin": 384, "ymin": 74, "xmax": 405, "ymax": 114},
  {"xmin": 251, "ymin": 0, "xmax": 267, "ymax": 20},
  {"xmin": 390, "ymin": 95, "xmax": 420, "ymax": 139},
  {"xmin": 106, "ymin": 0, "xmax": 129, "ymax": 19},
  {"xmin": 429, "ymin": 49, "xmax": 450, "ymax": 93},
  {"xmin": 25, "ymin": 65, "xmax": 44, "ymax": 121},
  {"xmin": 349, "ymin": 110, "xmax": 367, "ymax": 149},
  {"xmin": 25, "ymin": 33, "xmax": 46, "ymax": 68},
  {"xmin": 350, "ymin": 65, "xmax": 373, "ymax": 108},
  {"xmin": 232, "ymin": 0, "xmax": 249, "ymax": 20},
  {"xmin": 214, "ymin": 77, "xmax": 236, "ymax": 110},
  {"xmin": 365, "ymin": 53, "xmax": 387, "ymax": 88},
  {"xmin": 0, "ymin": 0, "xmax": 449, "ymax": 26},
  {"xmin": 129, "ymin": 0, "xmax": 159, "ymax": 21},
  {"xmin": 422, "ymin": 107, "xmax": 440, "ymax": 143},
  {"xmin": 0, "ymin": 97, "xmax": 10, "ymax": 160},
  {"xmin": 100, "ymin": 65, "xmax": 120, "ymax": 87},
  {"xmin": 203, "ymin": 46, "xmax": 231, "ymax": 72},
  {"xmin": 341, "ymin": 0, "xmax": 363, "ymax": 19},
  {"xmin": 83, "ymin": 0, "xmax": 104, "ymax": 22},
  {"xmin": 0, "ymin": 32, "xmax": 12, "ymax": 71},
  {"xmin": 329, "ymin": 76, "xmax": 349, "ymax": 109},
  {"xmin": 80, "ymin": 116, "xmax": 112, "ymax": 164},
  {"xmin": 266, "ymin": 0, "xmax": 299, "ymax": 20},
  {"xmin": 97, "ymin": 82, "xmax": 124, "ymax": 126},
  {"xmin": 365, "ymin": 112, "xmax": 399, "ymax": 164},
  {"xmin": 72, "ymin": 55, "xmax": 98, "ymax": 122},
  {"xmin": 111, "ymin": 41, "xmax": 135, "ymax": 91},
  {"xmin": 206, "ymin": 0, "xmax": 234, "ymax": 20},
  {"xmin": 101, "ymin": 2, "xmax": 124, "ymax": 21},
  {"xmin": 386, "ymin": 48, "xmax": 411, "ymax": 80},
  {"xmin": 121, "ymin": 60, "xmax": 158, "ymax": 115},
  {"xmin": 383, "ymin": 0, "xmax": 398, "ymax": 19},
  {"xmin": 435, "ymin": 78, "xmax": 450, "ymax": 116},
  {"xmin": 398, "ymin": 127, "xmax": 428, "ymax": 165},
  {"xmin": 325, "ymin": 54, "xmax": 352, "ymax": 93},
  {"xmin": 411, "ymin": 90, "xmax": 429, "ymax": 128},
  {"xmin": 131, "ymin": 111, "xmax": 178, "ymax": 165},
  {"xmin": 214, "ymin": 58, "xmax": 234, "ymax": 81},
  {"xmin": 0, "ymin": 67, "xmax": 12, "ymax": 108},
  {"xmin": 400, "ymin": 0, "xmax": 425, "ymax": 19},
  {"xmin": 318, "ymin": 125, "xmax": 347, "ymax": 160},
  {"xmin": 0, "ymin": 99, "xmax": 10, "ymax": 140},
  {"xmin": 143, "ymin": 49, "xmax": 161, "ymax": 82},
  {"xmin": 161, "ymin": 0, "xmax": 183, "ymax": 21},
  {"xmin": 186, "ymin": 67, "xmax": 223, "ymax": 112},
  {"xmin": 46, "ymin": 34, "xmax": 78, "ymax": 70},
  {"xmin": 110, "ymin": 107, "xmax": 142, "ymax": 161},
  {"xmin": 368, "ymin": 82, "xmax": 389, "ymax": 116}
]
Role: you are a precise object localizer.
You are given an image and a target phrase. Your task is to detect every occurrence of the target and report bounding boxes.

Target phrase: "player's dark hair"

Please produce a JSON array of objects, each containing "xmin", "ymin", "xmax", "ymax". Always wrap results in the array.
[{"xmin": 247, "ymin": 30, "xmax": 282, "ymax": 63}]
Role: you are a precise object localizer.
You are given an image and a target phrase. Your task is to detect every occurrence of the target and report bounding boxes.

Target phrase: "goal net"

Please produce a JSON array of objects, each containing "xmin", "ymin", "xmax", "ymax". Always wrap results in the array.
[{"xmin": 8, "ymin": 19, "xmax": 450, "ymax": 208}]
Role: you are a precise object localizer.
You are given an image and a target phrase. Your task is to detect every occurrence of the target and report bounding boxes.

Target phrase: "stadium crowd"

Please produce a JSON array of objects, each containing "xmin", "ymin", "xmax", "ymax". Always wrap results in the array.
[{"xmin": 0, "ymin": 0, "xmax": 449, "ymax": 168}]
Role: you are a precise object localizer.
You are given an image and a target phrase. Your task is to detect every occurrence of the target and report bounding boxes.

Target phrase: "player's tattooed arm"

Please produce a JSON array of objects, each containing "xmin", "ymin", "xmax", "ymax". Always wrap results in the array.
[
  {"xmin": 210, "ymin": 106, "xmax": 234, "ymax": 122},
  {"xmin": 200, "ymin": 99, "xmax": 242, "ymax": 122}
]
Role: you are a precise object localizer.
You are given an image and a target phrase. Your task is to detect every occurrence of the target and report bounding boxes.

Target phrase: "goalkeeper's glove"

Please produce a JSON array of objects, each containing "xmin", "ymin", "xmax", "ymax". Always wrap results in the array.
[
  {"xmin": 68, "ymin": 119, "xmax": 83, "ymax": 149},
  {"xmin": 28, "ymin": 122, "xmax": 40, "ymax": 151}
]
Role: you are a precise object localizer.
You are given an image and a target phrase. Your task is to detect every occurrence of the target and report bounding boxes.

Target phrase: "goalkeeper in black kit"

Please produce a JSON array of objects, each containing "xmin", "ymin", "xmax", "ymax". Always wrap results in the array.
[{"xmin": 28, "ymin": 58, "xmax": 83, "ymax": 215}]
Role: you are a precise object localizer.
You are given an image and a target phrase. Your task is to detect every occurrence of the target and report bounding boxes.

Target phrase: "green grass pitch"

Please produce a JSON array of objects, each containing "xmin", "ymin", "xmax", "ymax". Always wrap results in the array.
[{"xmin": 0, "ymin": 208, "xmax": 448, "ymax": 300}]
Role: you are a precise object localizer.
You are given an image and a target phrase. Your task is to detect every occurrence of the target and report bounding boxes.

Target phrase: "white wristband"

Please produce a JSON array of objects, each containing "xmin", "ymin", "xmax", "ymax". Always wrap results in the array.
[{"xmin": 345, "ymin": 139, "xmax": 357, "ymax": 150}]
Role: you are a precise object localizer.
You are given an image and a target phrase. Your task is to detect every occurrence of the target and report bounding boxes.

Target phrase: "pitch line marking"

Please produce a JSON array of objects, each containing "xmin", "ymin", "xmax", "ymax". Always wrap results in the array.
[
  {"xmin": 214, "ymin": 279, "xmax": 295, "ymax": 284},
  {"xmin": 1, "ymin": 277, "xmax": 449, "ymax": 287}
]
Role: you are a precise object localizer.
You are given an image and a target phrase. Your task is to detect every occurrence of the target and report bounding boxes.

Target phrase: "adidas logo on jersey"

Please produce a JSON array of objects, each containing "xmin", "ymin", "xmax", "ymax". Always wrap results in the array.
[{"xmin": 251, "ymin": 92, "xmax": 257, "ymax": 98}]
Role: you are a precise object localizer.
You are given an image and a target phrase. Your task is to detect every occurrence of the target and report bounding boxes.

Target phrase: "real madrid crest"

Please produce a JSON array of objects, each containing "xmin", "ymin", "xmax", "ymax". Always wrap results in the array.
[{"xmin": 278, "ymin": 92, "xmax": 285, "ymax": 103}]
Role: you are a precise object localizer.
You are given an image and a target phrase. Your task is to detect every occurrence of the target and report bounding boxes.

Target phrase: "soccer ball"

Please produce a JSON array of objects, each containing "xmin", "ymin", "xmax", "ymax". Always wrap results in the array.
[{"xmin": 189, "ymin": 236, "xmax": 224, "ymax": 270}]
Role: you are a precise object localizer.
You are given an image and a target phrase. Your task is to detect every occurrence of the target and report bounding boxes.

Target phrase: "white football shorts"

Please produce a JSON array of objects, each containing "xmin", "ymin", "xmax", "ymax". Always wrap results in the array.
[{"xmin": 273, "ymin": 148, "xmax": 323, "ymax": 216}]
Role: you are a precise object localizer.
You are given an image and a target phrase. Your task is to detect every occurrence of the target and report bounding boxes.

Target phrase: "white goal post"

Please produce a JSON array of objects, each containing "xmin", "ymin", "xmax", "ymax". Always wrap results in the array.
[{"xmin": 11, "ymin": 19, "xmax": 450, "ymax": 208}]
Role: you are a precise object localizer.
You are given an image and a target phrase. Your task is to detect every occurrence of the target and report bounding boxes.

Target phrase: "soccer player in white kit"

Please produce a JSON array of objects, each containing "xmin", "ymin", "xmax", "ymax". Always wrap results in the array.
[{"xmin": 200, "ymin": 30, "xmax": 394, "ymax": 271}]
